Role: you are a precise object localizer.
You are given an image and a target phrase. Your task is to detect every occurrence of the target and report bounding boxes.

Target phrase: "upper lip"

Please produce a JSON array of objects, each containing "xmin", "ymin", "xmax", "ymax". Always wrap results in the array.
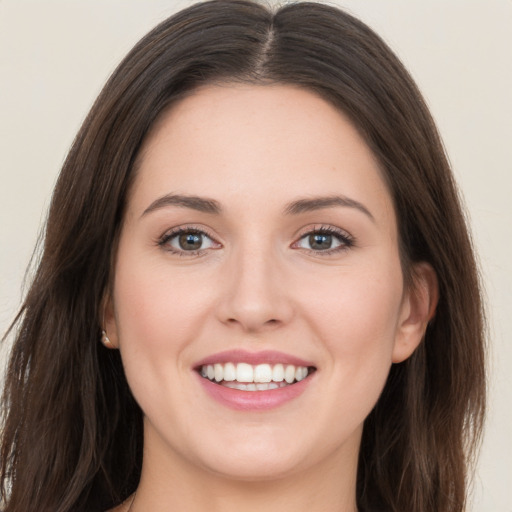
[{"xmin": 194, "ymin": 349, "xmax": 315, "ymax": 369}]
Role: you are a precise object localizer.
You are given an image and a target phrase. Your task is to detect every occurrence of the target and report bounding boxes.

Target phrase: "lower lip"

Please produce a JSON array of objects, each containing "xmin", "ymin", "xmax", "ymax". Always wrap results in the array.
[{"xmin": 196, "ymin": 373, "xmax": 314, "ymax": 411}]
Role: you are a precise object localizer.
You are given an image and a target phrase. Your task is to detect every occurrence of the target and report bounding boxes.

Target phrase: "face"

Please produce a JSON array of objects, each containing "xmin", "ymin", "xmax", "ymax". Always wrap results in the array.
[{"xmin": 106, "ymin": 84, "xmax": 429, "ymax": 483}]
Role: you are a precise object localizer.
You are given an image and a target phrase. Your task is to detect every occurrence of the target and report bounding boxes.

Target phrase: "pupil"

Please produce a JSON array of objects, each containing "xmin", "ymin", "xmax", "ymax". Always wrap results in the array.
[
  {"xmin": 179, "ymin": 232, "xmax": 202, "ymax": 250},
  {"xmin": 309, "ymin": 233, "xmax": 332, "ymax": 250}
]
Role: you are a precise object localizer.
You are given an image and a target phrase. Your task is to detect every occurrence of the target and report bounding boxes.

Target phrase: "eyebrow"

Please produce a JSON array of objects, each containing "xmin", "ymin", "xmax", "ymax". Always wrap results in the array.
[
  {"xmin": 141, "ymin": 194, "xmax": 222, "ymax": 217},
  {"xmin": 283, "ymin": 195, "xmax": 375, "ymax": 222},
  {"xmin": 141, "ymin": 193, "xmax": 374, "ymax": 222}
]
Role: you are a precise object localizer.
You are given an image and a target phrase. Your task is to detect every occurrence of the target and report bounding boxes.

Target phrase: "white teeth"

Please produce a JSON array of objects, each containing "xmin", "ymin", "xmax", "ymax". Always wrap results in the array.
[
  {"xmin": 223, "ymin": 362, "xmax": 236, "ymax": 382},
  {"xmin": 295, "ymin": 366, "xmax": 308, "ymax": 382},
  {"xmin": 284, "ymin": 365, "xmax": 296, "ymax": 384},
  {"xmin": 214, "ymin": 364, "xmax": 223, "ymax": 382},
  {"xmin": 200, "ymin": 362, "xmax": 311, "ymax": 387},
  {"xmin": 257, "ymin": 382, "xmax": 278, "ymax": 390},
  {"xmin": 223, "ymin": 381, "xmax": 287, "ymax": 391},
  {"xmin": 272, "ymin": 363, "xmax": 284, "ymax": 382},
  {"xmin": 236, "ymin": 363, "xmax": 253, "ymax": 382},
  {"xmin": 254, "ymin": 364, "xmax": 272, "ymax": 383}
]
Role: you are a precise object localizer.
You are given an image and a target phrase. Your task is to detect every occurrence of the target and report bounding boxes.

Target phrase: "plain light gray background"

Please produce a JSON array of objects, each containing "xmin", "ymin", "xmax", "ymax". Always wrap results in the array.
[{"xmin": 1, "ymin": 1, "xmax": 511, "ymax": 510}]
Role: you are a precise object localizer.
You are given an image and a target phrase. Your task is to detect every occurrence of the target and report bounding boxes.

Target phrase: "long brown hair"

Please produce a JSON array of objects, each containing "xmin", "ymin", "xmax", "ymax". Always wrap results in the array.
[{"xmin": 1, "ymin": 1, "xmax": 485, "ymax": 511}]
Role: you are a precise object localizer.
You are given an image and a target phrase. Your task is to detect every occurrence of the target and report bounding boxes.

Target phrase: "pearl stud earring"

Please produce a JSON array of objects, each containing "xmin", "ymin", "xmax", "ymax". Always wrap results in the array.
[{"xmin": 101, "ymin": 330, "xmax": 115, "ymax": 348}]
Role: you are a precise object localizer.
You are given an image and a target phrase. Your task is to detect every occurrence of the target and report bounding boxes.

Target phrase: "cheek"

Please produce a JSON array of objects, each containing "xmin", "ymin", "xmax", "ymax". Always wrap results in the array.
[
  {"xmin": 113, "ymin": 252, "xmax": 213, "ymax": 345},
  {"xmin": 301, "ymin": 262, "xmax": 404, "ymax": 396},
  {"xmin": 111, "ymin": 253, "xmax": 222, "ymax": 430},
  {"xmin": 111, "ymin": 249, "xmax": 219, "ymax": 404}
]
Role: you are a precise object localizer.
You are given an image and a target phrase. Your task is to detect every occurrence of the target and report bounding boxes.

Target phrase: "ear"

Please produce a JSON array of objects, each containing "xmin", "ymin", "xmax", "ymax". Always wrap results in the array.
[
  {"xmin": 100, "ymin": 292, "xmax": 120, "ymax": 349},
  {"xmin": 392, "ymin": 262, "xmax": 438, "ymax": 363}
]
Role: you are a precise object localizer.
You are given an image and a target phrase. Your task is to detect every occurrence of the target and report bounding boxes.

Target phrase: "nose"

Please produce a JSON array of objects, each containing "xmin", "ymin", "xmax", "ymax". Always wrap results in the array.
[{"xmin": 215, "ymin": 242, "xmax": 294, "ymax": 333}]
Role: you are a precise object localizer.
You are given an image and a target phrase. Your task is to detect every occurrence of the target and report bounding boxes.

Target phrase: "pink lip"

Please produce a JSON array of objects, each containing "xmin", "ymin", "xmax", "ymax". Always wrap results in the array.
[
  {"xmin": 194, "ymin": 349, "xmax": 315, "ymax": 368},
  {"xmin": 196, "ymin": 372, "xmax": 315, "ymax": 411},
  {"xmin": 194, "ymin": 350, "xmax": 316, "ymax": 411}
]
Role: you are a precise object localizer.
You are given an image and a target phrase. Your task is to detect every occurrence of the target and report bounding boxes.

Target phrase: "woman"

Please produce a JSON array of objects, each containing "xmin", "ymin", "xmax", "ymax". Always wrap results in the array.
[{"xmin": 0, "ymin": 1, "xmax": 485, "ymax": 511}]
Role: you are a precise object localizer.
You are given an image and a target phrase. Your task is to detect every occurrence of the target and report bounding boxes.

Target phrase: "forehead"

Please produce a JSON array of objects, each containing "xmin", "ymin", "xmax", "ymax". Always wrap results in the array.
[{"xmin": 130, "ymin": 84, "xmax": 394, "ymax": 228}]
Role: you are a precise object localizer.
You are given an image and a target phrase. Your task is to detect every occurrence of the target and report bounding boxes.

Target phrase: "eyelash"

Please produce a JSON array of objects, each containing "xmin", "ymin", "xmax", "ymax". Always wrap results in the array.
[
  {"xmin": 157, "ymin": 225, "xmax": 218, "ymax": 257},
  {"xmin": 157, "ymin": 224, "xmax": 355, "ymax": 257},
  {"xmin": 294, "ymin": 225, "xmax": 355, "ymax": 255}
]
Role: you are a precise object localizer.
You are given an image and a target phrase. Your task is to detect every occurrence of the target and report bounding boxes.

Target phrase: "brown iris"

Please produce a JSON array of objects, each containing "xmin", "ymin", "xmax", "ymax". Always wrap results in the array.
[
  {"xmin": 179, "ymin": 232, "xmax": 203, "ymax": 250},
  {"xmin": 309, "ymin": 233, "xmax": 333, "ymax": 250}
]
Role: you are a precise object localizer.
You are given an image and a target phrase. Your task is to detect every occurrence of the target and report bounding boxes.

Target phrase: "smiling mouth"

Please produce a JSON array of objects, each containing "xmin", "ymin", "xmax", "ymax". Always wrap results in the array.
[{"xmin": 198, "ymin": 362, "xmax": 316, "ymax": 391}]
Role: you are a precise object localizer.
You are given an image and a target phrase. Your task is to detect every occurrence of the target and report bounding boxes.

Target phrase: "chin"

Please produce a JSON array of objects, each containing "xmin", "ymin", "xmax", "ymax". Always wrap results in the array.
[
  {"xmin": 186, "ymin": 421, "xmax": 354, "ymax": 483},
  {"xmin": 200, "ymin": 450, "xmax": 308, "ymax": 482},
  {"xmin": 177, "ymin": 422, "xmax": 316, "ymax": 481}
]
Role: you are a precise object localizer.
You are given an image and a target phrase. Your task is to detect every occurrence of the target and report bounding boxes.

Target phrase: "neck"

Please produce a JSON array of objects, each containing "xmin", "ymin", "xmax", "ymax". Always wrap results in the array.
[{"xmin": 132, "ymin": 470, "xmax": 358, "ymax": 512}]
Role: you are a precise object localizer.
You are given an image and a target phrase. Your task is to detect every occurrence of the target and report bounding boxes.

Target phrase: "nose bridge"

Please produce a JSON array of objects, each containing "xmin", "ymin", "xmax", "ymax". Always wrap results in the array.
[{"xmin": 217, "ymin": 234, "xmax": 292, "ymax": 331}]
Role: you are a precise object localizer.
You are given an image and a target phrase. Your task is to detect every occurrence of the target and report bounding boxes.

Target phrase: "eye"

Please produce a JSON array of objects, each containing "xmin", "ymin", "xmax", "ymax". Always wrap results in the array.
[
  {"xmin": 159, "ymin": 227, "xmax": 219, "ymax": 255},
  {"xmin": 293, "ymin": 226, "xmax": 353, "ymax": 254}
]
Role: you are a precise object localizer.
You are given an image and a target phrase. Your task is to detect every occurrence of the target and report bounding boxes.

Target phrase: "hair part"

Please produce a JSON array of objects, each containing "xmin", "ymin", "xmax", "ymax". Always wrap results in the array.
[{"xmin": 1, "ymin": 2, "xmax": 485, "ymax": 511}]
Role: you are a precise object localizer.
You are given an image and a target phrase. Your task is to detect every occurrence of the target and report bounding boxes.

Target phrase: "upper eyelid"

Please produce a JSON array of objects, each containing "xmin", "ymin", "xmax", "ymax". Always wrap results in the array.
[
  {"xmin": 295, "ymin": 224, "xmax": 353, "ymax": 240},
  {"xmin": 160, "ymin": 224, "xmax": 218, "ymax": 241}
]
